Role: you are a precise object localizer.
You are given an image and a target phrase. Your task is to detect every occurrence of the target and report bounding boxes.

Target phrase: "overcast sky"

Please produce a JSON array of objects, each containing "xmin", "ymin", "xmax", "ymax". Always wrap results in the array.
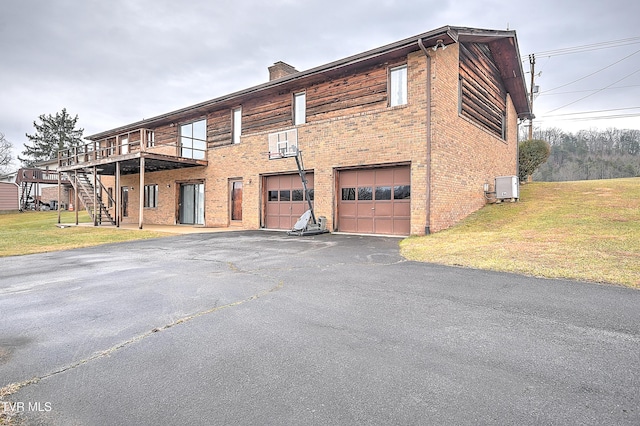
[{"xmin": 1, "ymin": 0, "xmax": 639, "ymax": 171}]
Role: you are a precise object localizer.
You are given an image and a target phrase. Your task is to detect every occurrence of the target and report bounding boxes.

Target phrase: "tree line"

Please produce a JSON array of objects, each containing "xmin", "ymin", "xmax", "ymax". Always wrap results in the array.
[{"xmin": 525, "ymin": 127, "xmax": 640, "ymax": 182}]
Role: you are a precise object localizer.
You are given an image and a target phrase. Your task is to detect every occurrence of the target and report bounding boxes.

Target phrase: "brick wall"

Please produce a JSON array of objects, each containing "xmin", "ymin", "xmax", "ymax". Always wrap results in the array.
[
  {"xmin": 428, "ymin": 43, "xmax": 518, "ymax": 232},
  {"xmin": 112, "ymin": 44, "xmax": 518, "ymax": 235}
]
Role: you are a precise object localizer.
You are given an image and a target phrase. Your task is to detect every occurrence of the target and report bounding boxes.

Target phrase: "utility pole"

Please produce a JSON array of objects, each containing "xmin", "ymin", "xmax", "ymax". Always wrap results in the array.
[{"xmin": 528, "ymin": 54, "xmax": 536, "ymax": 140}]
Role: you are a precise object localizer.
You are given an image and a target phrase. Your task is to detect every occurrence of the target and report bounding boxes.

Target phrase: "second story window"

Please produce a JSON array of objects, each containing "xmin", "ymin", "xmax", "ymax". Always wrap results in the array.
[
  {"xmin": 389, "ymin": 65, "xmax": 407, "ymax": 107},
  {"xmin": 294, "ymin": 92, "xmax": 306, "ymax": 125},
  {"xmin": 146, "ymin": 130, "xmax": 155, "ymax": 148},
  {"xmin": 180, "ymin": 119, "xmax": 206, "ymax": 160},
  {"xmin": 232, "ymin": 107, "xmax": 242, "ymax": 144}
]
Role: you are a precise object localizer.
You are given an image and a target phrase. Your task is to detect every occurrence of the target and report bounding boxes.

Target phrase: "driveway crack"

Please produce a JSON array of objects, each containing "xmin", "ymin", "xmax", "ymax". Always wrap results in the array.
[{"xmin": 0, "ymin": 280, "xmax": 284, "ymax": 402}]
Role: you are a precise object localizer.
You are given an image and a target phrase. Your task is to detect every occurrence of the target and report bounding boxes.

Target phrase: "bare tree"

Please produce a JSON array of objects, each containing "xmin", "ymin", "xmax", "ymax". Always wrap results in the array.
[{"xmin": 0, "ymin": 132, "xmax": 13, "ymax": 173}]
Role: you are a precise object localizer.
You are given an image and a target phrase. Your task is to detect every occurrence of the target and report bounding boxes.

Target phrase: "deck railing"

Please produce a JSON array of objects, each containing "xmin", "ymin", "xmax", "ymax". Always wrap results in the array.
[
  {"xmin": 58, "ymin": 129, "xmax": 207, "ymax": 168},
  {"xmin": 16, "ymin": 168, "xmax": 71, "ymax": 184}
]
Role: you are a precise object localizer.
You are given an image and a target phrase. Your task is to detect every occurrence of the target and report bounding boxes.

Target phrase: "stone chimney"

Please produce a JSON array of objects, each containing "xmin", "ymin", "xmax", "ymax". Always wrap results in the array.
[{"xmin": 268, "ymin": 61, "xmax": 298, "ymax": 81}]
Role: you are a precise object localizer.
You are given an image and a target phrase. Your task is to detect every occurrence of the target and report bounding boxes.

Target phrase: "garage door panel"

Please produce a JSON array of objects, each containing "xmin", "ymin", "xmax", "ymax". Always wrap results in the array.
[
  {"xmin": 265, "ymin": 173, "xmax": 313, "ymax": 230},
  {"xmin": 375, "ymin": 168, "xmax": 394, "ymax": 183},
  {"xmin": 356, "ymin": 203, "xmax": 374, "ymax": 218},
  {"xmin": 393, "ymin": 202, "xmax": 410, "ymax": 216},
  {"xmin": 356, "ymin": 218, "xmax": 374, "ymax": 233},
  {"xmin": 374, "ymin": 218, "xmax": 393, "ymax": 234},
  {"xmin": 374, "ymin": 203, "xmax": 393, "ymax": 216},
  {"xmin": 338, "ymin": 166, "xmax": 411, "ymax": 235},
  {"xmin": 393, "ymin": 219, "xmax": 410, "ymax": 235}
]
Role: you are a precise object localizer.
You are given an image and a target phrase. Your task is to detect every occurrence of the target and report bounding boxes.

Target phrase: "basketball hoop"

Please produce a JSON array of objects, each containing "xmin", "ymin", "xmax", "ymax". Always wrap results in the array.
[{"xmin": 268, "ymin": 151, "xmax": 284, "ymax": 160}]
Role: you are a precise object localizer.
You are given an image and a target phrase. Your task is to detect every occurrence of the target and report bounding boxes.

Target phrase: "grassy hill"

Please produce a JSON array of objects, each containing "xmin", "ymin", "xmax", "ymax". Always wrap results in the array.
[{"xmin": 400, "ymin": 178, "xmax": 640, "ymax": 288}]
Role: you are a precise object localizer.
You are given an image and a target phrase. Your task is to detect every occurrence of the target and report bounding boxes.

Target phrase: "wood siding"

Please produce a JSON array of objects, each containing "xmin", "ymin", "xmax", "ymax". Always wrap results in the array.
[
  {"xmin": 189, "ymin": 62, "xmax": 394, "ymax": 150},
  {"xmin": 459, "ymin": 42, "xmax": 507, "ymax": 138}
]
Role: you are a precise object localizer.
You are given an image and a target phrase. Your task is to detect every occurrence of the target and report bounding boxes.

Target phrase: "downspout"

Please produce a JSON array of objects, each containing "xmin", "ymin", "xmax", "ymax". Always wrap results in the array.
[{"xmin": 418, "ymin": 38, "xmax": 432, "ymax": 235}]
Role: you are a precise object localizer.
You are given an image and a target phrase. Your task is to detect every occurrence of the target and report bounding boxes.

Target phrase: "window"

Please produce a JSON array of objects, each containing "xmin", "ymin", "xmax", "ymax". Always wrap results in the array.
[
  {"xmin": 358, "ymin": 187, "xmax": 373, "ymax": 200},
  {"xmin": 107, "ymin": 187, "xmax": 113, "ymax": 208},
  {"xmin": 394, "ymin": 185, "xmax": 411, "ymax": 200},
  {"xmin": 146, "ymin": 130, "xmax": 155, "ymax": 148},
  {"xmin": 342, "ymin": 188, "xmax": 356, "ymax": 201},
  {"xmin": 232, "ymin": 108, "xmax": 242, "ymax": 144},
  {"xmin": 180, "ymin": 119, "xmax": 206, "ymax": 159},
  {"xmin": 389, "ymin": 65, "xmax": 407, "ymax": 107},
  {"xmin": 375, "ymin": 186, "xmax": 392, "ymax": 200},
  {"xmin": 144, "ymin": 184, "xmax": 158, "ymax": 208},
  {"xmin": 121, "ymin": 137, "xmax": 129, "ymax": 155},
  {"xmin": 294, "ymin": 92, "xmax": 306, "ymax": 125}
]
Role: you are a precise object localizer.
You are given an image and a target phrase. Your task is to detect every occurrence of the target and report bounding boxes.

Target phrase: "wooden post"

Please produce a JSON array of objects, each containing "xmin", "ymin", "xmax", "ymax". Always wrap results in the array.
[
  {"xmin": 93, "ymin": 166, "xmax": 98, "ymax": 226},
  {"xmin": 115, "ymin": 161, "xmax": 120, "ymax": 228},
  {"xmin": 139, "ymin": 156, "xmax": 145, "ymax": 229},
  {"xmin": 57, "ymin": 171, "xmax": 61, "ymax": 224},
  {"xmin": 74, "ymin": 170, "xmax": 79, "ymax": 225}
]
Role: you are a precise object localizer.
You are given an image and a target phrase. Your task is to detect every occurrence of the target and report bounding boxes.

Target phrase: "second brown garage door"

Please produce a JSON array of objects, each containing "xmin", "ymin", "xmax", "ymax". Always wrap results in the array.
[
  {"xmin": 338, "ymin": 166, "xmax": 410, "ymax": 235},
  {"xmin": 265, "ymin": 173, "xmax": 314, "ymax": 230}
]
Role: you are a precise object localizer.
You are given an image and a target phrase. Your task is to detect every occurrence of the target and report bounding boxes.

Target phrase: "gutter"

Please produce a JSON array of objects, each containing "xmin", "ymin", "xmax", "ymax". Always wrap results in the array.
[{"xmin": 418, "ymin": 38, "xmax": 433, "ymax": 235}]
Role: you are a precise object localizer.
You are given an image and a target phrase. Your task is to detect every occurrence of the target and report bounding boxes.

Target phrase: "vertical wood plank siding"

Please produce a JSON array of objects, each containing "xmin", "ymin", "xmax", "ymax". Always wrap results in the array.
[{"xmin": 459, "ymin": 42, "xmax": 507, "ymax": 137}]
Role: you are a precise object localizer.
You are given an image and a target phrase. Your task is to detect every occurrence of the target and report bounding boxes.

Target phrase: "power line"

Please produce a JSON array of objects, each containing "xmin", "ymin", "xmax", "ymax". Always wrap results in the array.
[
  {"xmin": 537, "ymin": 84, "xmax": 640, "ymax": 96},
  {"xmin": 532, "ymin": 36, "xmax": 640, "ymax": 57},
  {"xmin": 541, "ymin": 106, "xmax": 640, "ymax": 118},
  {"xmin": 537, "ymin": 112, "xmax": 640, "ymax": 122},
  {"xmin": 545, "ymin": 68, "xmax": 640, "ymax": 114},
  {"xmin": 541, "ymin": 48, "xmax": 640, "ymax": 94}
]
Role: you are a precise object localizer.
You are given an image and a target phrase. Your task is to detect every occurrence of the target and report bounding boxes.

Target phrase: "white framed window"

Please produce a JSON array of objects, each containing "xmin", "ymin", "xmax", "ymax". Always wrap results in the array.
[
  {"xmin": 294, "ymin": 92, "xmax": 306, "ymax": 125},
  {"xmin": 146, "ymin": 130, "xmax": 155, "ymax": 148},
  {"xmin": 144, "ymin": 184, "xmax": 158, "ymax": 208},
  {"xmin": 390, "ymin": 65, "xmax": 407, "ymax": 107},
  {"xmin": 180, "ymin": 119, "xmax": 206, "ymax": 159},
  {"xmin": 232, "ymin": 107, "xmax": 242, "ymax": 144}
]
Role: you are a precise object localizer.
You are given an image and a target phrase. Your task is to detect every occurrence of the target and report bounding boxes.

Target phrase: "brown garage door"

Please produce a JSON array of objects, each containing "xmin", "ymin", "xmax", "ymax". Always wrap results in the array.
[
  {"xmin": 338, "ymin": 166, "xmax": 410, "ymax": 235},
  {"xmin": 265, "ymin": 173, "xmax": 314, "ymax": 230}
]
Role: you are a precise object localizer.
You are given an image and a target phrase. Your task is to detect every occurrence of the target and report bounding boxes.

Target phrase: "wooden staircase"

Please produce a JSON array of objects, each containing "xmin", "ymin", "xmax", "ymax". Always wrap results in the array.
[
  {"xmin": 71, "ymin": 169, "xmax": 116, "ymax": 225},
  {"xmin": 19, "ymin": 181, "xmax": 33, "ymax": 210}
]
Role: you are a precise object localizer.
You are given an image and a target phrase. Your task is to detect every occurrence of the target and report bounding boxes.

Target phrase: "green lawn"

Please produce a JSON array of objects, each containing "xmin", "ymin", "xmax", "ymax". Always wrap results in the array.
[
  {"xmin": 0, "ymin": 211, "xmax": 167, "ymax": 257},
  {"xmin": 401, "ymin": 178, "xmax": 640, "ymax": 288}
]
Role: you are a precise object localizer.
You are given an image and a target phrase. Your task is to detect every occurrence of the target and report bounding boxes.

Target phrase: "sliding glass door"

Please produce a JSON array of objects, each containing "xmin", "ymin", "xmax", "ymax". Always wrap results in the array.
[{"xmin": 179, "ymin": 183, "xmax": 204, "ymax": 225}]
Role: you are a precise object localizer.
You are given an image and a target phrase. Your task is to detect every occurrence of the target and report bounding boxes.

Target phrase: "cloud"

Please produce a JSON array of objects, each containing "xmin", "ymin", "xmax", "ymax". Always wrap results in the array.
[{"xmin": 1, "ymin": 0, "xmax": 639, "ymax": 170}]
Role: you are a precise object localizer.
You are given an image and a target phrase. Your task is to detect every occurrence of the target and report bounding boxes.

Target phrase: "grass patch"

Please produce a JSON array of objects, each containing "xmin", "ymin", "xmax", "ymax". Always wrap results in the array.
[
  {"xmin": 0, "ymin": 211, "xmax": 168, "ymax": 257},
  {"xmin": 400, "ymin": 178, "xmax": 640, "ymax": 288}
]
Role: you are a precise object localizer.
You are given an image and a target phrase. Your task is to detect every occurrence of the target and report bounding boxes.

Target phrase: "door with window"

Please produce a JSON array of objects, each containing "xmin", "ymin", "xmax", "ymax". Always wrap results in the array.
[
  {"xmin": 179, "ymin": 183, "xmax": 204, "ymax": 225},
  {"xmin": 230, "ymin": 180, "xmax": 243, "ymax": 222},
  {"xmin": 121, "ymin": 187, "xmax": 128, "ymax": 218}
]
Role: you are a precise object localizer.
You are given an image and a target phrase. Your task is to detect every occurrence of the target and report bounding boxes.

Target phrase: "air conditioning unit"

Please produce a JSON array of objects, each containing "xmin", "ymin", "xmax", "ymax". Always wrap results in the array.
[{"xmin": 495, "ymin": 176, "xmax": 519, "ymax": 200}]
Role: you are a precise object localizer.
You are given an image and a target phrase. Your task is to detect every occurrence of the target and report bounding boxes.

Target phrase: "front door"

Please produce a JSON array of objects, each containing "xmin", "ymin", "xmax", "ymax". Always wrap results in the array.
[
  {"xmin": 121, "ymin": 186, "xmax": 128, "ymax": 218},
  {"xmin": 230, "ymin": 181, "xmax": 243, "ymax": 222},
  {"xmin": 179, "ymin": 183, "xmax": 204, "ymax": 225}
]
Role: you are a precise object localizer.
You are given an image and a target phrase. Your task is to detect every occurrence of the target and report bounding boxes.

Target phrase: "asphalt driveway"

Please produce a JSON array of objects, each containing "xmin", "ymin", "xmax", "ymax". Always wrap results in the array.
[{"xmin": 1, "ymin": 231, "xmax": 639, "ymax": 425}]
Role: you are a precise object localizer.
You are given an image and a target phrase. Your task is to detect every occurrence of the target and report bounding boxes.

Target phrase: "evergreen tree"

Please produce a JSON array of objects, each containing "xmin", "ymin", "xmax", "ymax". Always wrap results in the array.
[
  {"xmin": 19, "ymin": 108, "xmax": 84, "ymax": 167},
  {"xmin": 519, "ymin": 139, "xmax": 551, "ymax": 182}
]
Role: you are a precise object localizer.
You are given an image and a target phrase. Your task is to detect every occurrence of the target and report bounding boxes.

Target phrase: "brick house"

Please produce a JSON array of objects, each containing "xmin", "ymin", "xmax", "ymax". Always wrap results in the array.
[{"xmin": 58, "ymin": 25, "xmax": 531, "ymax": 235}]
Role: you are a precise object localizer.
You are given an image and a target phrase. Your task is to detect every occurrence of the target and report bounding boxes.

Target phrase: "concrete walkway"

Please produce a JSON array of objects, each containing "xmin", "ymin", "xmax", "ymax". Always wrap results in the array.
[{"xmin": 73, "ymin": 222, "xmax": 254, "ymax": 234}]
